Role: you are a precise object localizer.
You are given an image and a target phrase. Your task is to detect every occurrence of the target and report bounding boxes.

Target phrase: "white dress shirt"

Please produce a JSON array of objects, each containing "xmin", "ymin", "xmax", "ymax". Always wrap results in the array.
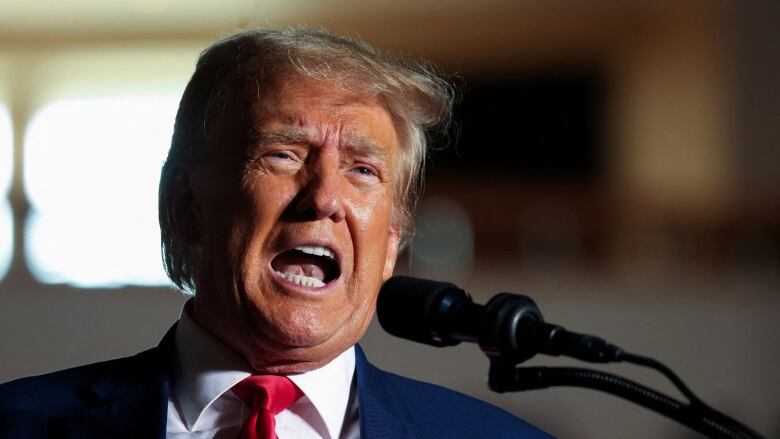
[{"xmin": 166, "ymin": 303, "xmax": 360, "ymax": 438}]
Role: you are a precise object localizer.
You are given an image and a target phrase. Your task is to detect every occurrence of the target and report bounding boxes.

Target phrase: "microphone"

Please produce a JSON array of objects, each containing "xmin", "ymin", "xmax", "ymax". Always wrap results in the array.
[
  {"xmin": 378, "ymin": 277, "xmax": 767, "ymax": 439},
  {"xmin": 377, "ymin": 276, "xmax": 623, "ymax": 364}
]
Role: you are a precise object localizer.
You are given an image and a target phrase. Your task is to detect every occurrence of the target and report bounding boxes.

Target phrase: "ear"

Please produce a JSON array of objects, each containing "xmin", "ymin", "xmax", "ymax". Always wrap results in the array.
[
  {"xmin": 382, "ymin": 220, "xmax": 402, "ymax": 281},
  {"xmin": 165, "ymin": 166, "xmax": 202, "ymax": 249}
]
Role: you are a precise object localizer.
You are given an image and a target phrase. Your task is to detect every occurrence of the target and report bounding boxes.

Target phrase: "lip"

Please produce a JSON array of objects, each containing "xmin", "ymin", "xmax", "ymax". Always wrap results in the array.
[{"xmin": 267, "ymin": 239, "xmax": 344, "ymax": 294}]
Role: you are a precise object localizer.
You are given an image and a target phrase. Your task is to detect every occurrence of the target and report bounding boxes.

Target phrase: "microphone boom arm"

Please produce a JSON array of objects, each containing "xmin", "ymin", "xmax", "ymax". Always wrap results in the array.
[
  {"xmin": 489, "ymin": 362, "xmax": 763, "ymax": 439},
  {"xmin": 377, "ymin": 276, "xmax": 765, "ymax": 439}
]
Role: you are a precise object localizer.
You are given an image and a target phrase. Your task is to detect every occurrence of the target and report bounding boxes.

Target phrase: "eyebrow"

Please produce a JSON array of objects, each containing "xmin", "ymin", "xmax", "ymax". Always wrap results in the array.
[
  {"xmin": 341, "ymin": 132, "xmax": 388, "ymax": 163},
  {"xmin": 249, "ymin": 125, "xmax": 389, "ymax": 162},
  {"xmin": 248, "ymin": 126, "xmax": 313, "ymax": 148}
]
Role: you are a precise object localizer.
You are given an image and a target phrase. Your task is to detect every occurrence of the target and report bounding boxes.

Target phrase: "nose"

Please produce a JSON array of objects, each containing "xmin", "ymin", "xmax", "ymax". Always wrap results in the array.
[{"xmin": 295, "ymin": 165, "xmax": 346, "ymax": 222}]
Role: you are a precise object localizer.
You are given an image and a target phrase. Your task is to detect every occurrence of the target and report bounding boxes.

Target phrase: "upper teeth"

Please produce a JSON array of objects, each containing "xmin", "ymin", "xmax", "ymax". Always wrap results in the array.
[{"xmin": 295, "ymin": 245, "xmax": 335, "ymax": 259}]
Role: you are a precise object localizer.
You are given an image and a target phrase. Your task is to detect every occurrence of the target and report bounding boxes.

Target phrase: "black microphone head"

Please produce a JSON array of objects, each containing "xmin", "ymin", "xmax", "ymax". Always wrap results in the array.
[{"xmin": 377, "ymin": 276, "xmax": 469, "ymax": 347}]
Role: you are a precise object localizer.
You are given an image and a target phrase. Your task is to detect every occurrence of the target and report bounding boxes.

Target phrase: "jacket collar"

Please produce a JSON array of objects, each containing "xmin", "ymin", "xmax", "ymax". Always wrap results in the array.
[
  {"xmin": 355, "ymin": 344, "xmax": 416, "ymax": 438},
  {"xmin": 65, "ymin": 325, "xmax": 177, "ymax": 439},
  {"xmin": 63, "ymin": 328, "xmax": 412, "ymax": 439}
]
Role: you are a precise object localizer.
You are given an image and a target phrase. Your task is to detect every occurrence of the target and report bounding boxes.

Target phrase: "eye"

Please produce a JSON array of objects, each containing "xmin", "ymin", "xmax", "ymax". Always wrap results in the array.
[
  {"xmin": 256, "ymin": 149, "xmax": 304, "ymax": 172},
  {"xmin": 351, "ymin": 165, "xmax": 378, "ymax": 177},
  {"xmin": 262, "ymin": 149, "xmax": 303, "ymax": 164},
  {"xmin": 268, "ymin": 151, "xmax": 293, "ymax": 160}
]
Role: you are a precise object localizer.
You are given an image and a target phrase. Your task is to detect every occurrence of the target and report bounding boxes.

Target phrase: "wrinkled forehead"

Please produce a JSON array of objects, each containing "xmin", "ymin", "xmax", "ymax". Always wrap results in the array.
[
  {"xmin": 252, "ymin": 74, "xmax": 383, "ymax": 119},
  {"xmin": 249, "ymin": 75, "xmax": 400, "ymax": 154}
]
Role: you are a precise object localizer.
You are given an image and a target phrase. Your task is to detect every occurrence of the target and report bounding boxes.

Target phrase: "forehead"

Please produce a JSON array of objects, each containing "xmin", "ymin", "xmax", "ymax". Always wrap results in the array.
[{"xmin": 249, "ymin": 77, "xmax": 400, "ymax": 153}]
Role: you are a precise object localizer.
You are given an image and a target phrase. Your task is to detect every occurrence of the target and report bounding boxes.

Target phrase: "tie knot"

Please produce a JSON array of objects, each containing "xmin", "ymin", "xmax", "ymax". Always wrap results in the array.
[{"xmin": 232, "ymin": 375, "xmax": 304, "ymax": 415}]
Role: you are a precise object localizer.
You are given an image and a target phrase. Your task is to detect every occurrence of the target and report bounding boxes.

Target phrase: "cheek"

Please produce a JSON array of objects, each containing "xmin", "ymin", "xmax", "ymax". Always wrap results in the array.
[
  {"xmin": 206, "ymin": 188, "xmax": 279, "ymax": 269},
  {"xmin": 353, "ymin": 197, "xmax": 393, "ymax": 238},
  {"xmin": 348, "ymin": 196, "xmax": 396, "ymax": 281},
  {"xmin": 352, "ymin": 204, "xmax": 371, "ymax": 222},
  {"xmin": 240, "ymin": 179, "xmax": 293, "ymax": 229}
]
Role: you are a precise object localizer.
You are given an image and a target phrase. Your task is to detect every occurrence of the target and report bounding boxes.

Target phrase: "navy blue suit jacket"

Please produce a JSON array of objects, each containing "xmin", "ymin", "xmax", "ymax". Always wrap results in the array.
[{"xmin": 0, "ymin": 326, "xmax": 551, "ymax": 438}]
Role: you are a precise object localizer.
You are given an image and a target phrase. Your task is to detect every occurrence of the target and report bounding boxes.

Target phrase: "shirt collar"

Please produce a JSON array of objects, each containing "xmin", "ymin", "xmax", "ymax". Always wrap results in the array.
[
  {"xmin": 288, "ymin": 346, "xmax": 355, "ymax": 439},
  {"xmin": 173, "ymin": 301, "xmax": 251, "ymax": 431},
  {"xmin": 172, "ymin": 300, "xmax": 355, "ymax": 438}
]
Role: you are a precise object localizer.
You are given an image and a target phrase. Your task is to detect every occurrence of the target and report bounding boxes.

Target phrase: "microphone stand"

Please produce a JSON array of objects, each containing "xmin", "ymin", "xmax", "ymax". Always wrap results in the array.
[
  {"xmin": 476, "ymin": 292, "xmax": 763, "ymax": 438},
  {"xmin": 377, "ymin": 277, "xmax": 765, "ymax": 439},
  {"xmin": 489, "ymin": 360, "xmax": 763, "ymax": 439}
]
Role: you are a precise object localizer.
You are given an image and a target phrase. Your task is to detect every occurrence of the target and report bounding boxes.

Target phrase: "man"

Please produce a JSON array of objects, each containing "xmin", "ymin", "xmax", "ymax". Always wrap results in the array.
[{"xmin": 0, "ymin": 28, "xmax": 550, "ymax": 438}]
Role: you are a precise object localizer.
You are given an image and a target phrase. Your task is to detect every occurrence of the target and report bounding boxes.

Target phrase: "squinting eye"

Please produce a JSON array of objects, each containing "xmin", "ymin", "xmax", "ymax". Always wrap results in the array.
[
  {"xmin": 353, "ymin": 166, "xmax": 377, "ymax": 177},
  {"xmin": 269, "ymin": 151, "xmax": 292, "ymax": 160}
]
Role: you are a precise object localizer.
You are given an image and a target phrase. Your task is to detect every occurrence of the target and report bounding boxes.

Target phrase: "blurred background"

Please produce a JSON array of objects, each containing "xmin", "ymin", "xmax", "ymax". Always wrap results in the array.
[{"xmin": 0, "ymin": 1, "xmax": 778, "ymax": 437}]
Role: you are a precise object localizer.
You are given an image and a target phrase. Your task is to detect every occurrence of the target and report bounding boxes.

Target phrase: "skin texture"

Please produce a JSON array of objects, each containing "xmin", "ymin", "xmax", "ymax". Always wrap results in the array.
[{"xmin": 183, "ymin": 76, "xmax": 401, "ymax": 373}]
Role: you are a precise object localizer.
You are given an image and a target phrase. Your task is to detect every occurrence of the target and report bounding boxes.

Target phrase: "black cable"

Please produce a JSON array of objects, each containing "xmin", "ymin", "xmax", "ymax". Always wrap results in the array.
[{"xmin": 618, "ymin": 351, "xmax": 704, "ymax": 406}]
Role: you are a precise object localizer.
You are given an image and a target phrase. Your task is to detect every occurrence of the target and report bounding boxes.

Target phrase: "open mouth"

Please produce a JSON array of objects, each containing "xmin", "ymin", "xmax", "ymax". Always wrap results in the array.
[{"xmin": 271, "ymin": 245, "xmax": 340, "ymax": 288}]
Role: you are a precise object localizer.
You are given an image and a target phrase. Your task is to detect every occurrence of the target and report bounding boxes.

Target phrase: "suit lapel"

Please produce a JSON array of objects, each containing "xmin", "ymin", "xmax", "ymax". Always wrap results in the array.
[
  {"xmin": 65, "ymin": 392, "xmax": 166, "ymax": 439},
  {"xmin": 66, "ymin": 324, "xmax": 177, "ymax": 439},
  {"xmin": 354, "ymin": 345, "xmax": 416, "ymax": 438},
  {"xmin": 59, "ymin": 330, "xmax": 420, "ymax": 438}
]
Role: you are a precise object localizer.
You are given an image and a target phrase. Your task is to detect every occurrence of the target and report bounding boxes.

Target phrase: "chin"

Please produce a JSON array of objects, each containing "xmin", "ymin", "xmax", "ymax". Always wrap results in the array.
[
  {"xmin": 249, "ymin": 304, "xmax": 335, "ymax": 346},
  {"xmin": 249, "ymin": 313, "xmax": 362, "ymax": 371},
  {"xmin": 244, "ymin": 329, "xmax": 349, "ymax": 374}
]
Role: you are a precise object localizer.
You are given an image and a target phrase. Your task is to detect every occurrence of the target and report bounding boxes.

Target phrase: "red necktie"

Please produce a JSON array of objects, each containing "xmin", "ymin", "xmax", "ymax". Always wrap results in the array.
[{"xmin": 232, "ymin": 375, "xmax": 304, "ymax": 439}]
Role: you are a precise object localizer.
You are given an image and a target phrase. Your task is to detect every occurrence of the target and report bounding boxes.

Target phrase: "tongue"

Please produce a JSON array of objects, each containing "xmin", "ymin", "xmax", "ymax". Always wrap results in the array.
[{"xmin": 272, "ymin": 252, "xmax": 327, "ymax": 281}]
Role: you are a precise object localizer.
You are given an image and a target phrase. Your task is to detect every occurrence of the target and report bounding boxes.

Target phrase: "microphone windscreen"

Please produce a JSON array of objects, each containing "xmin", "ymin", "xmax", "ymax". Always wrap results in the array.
[{"xmin": 377, "ymin": 276, "xmax": 467, "ymax": 347}]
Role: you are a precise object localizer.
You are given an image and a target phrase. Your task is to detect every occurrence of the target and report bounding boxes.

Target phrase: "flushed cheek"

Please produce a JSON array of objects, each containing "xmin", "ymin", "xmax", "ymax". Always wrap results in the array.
[
  {"xmin": 348, "ymin": 192, "xmax": 394, "ymax": 231},
  {"xmin": 351, "ymin": 202, "xmax": 373, "ymax": 222},
  {"xmin": 349, "ymin": 196, "xmax": 392, "ymax": 246},
  {"xmin": 239, "ymin": 187, "xmax": 289, "ymax": 250}
]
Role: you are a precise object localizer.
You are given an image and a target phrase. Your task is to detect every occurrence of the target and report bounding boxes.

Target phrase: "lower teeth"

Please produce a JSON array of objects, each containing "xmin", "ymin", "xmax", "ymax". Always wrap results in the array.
[{"xmin": 276, "ymin": 271, "xmax": 325, "ymax": 288}]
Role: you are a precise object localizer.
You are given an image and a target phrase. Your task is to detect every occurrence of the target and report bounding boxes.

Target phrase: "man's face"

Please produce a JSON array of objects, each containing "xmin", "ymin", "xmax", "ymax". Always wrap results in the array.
[{"xmin": 188, "ymin": 76, "xmax": 401, "ymax": 373}]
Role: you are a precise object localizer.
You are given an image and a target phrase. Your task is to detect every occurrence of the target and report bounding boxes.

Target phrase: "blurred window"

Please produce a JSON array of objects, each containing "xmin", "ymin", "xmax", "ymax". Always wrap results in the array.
[
  {"xmin": 0, "ymin": 104, "xmax": 12, "ymax": 280},
  {"xmin": 24, "ymin": 95, "xmax": 178, "ymax": 287},
  {"xmin": 431, "ymin": 74, "xmax": 603, "ymax": 181}
]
